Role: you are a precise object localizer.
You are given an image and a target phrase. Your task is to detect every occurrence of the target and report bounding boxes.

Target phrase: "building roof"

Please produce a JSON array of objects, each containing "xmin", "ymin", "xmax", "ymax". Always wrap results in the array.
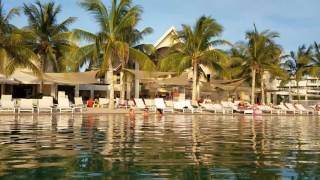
[
  {"xmin": 153, "ymin": 26, "xmax": 178, "ymax": 49},
  {"xmin": 44, "ymin": 71, "xmax": 99, "ymax": 85},
  {"xmin": 124, "ymin": 68, "xmax": 176, "ymax": 79},
  {"xmin": 1, "ymin": 70, "xmax": 100, "ymax": 85}
]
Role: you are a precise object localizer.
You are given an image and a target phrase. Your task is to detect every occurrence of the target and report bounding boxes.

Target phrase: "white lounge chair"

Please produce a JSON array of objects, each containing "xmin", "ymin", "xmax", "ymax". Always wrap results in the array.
[
  {"xmin": 18, "ymin": 99, "xmax": 34, "ymax": 113},
  {"xmin": 173, "ymin": 101, "xmax": 185, "ymax": 112},
  {"xmin": 99, "ymin": 98, "xmax": 109, "ymax": 108},
  {"xmin": 221, "ymin": 101, "xmax": 234, "ymax": 114},
  {"xmin": 165, "ymin": 100, "xmax": 174, "ymax": 109},
  {"xmin": 184, "ymin": 100, "xmax": 202, "ymax": 113},
  {"xmin": 134, "ymin": 98, "xmax": 146, "ymax": 110},
  {"xmin": 116, "ymin": 98, "xmax": 128, "ymax": 109},
  {"xmin": 38, "ymin": 98, "xmax": 53, "ymax": 114},
  {"xmin": 155, "ymin": 98, "xmax": 174, "ymax": 113},
  {"xmin": 74, "ymin": 97, "xmax": 84, "ymax": 113},
  {"xmin": 277, "ymin": 103, "xmax": 294, "ymax": 114},
  {"xmin": 128, "ymin": 100, "xmax": 135, "ymax": 108},
  {"xmin": 285, "ymin": 103, "xmax": 300, "ymax": 114},
  {"xmin": 257, "ymin": 105, "xmax": 283, "ymax": 114},
  {"xmin": 200, "ymin": 103, "xmax": 224, "ymax": 114},
  {"xmin": 200, "ymin": 103, "xmax": 215, "ymax": 113},
  {"xmin": 295, "ymin": 104, "xmax": 314, "ymax": 115},
  {"xmin": 57, "ymin": 98, "xmax": 73, "ymax": 113},
  {"xmin": 144, "ymin": 99, "xmax": 156, "ymax": 111},
  {"xmin": 1, "ymin": 95, "xmax": 12, "ymax": 101},
  {"xmin": 0, "ymin": 99, "xmax": 15, "ymax": 113}
]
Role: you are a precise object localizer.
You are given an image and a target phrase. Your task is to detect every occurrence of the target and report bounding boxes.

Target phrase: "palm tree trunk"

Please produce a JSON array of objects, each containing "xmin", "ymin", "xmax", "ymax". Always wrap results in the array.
[
  {"xmin": 120, "ymin": 69, "xmax": 126, "ymax": 100},
  {"xmin": 288, "ymin": 78, "xmax": 292, "ymax": 102},
  {"xmin": 196, "ymin": 81, "xmax": 200, "ymax": 99},
  {"xmin": 260, "ymin": 73, "xmax": 265, "ymax": 104},
  {"xmin": 39, "ymin": 54, "xmax": 45, "ymax": 94},
  {"xmin": 296, "ymin": 79, "xmax": 300, "ymax": 101},
  {"xmin": 126, "ymin": 79, "xmax": 131, "ymax": 99},
  {"xmin": 192, "ymin": 63, "xmax": 198, "ymax": 102},
  {"xmin": 251, "ymin": 68, "xmax": 256, "ymax": 105},
  {"xmin": 108, "ymin": 61, "xmax": 115, "ymax": 109}
]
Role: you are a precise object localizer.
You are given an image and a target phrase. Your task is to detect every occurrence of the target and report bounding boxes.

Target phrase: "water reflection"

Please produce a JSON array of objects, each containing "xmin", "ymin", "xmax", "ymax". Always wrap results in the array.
[{"xmin": 0, "ymin": 114, "xmax": 319, "ymax": 179}]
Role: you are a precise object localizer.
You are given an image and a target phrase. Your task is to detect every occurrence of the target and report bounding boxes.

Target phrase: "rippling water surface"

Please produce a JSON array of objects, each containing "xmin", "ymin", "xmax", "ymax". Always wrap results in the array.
[{"xmin": 0, "ymin": 114, "xmax": 320, "ymax": 179}]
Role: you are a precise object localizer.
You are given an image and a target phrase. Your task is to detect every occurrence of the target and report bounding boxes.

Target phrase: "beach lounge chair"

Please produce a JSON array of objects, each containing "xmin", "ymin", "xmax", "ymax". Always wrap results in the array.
[
  {"xmin": 220, "ymin": 101, "xmax": 234, "ymax": 114},
  {"xmin": 173, "ymin": 101, "xmax": 185, "ymax": 112},
  {"xmin": 184, "ymin": 100, "xmax": 202, "ymax": 113},
  {"xmin": 99, "ymin": 98, "xmax": 109, "ymax": 108},
  {"xmin": 0, "ymin": 99, "xmax": 15, "ymax": 113},
  {"xmin": 295, "ymin": 104, "xmax": 314, "ymax": 115},
  {"xmin": 134, "ymin": 98, "xmax": 146, "ymax": 110},
  {"xmin": 74, "ymin": 97, "xmax": 85, "ymax": 113},
  {"xmin": 128, "ymin": 100, "xmax": 135, "ymax": 108},
  {"xmin": 200, "ymin": 103, "xmax": 214, "ymax": 112},
  {"xmin": 244, "ymin": 109, "xmax": 254, "ymax": 114},
  {"xmin": 285, "ymin": 103, "xmax": 300, "ymax": 114},
  {"xmin": 37, "ymin": 98, "xmax": 53, "ymax": 114},
  {"xmin": 1, "ymin": 95, "xmax": 12, "ymax": 101},
  {"xmin": 144, "ymin": 99, "xmax": 156, "ymax": 111},
  {"xmin": 18, "ymin": 99, "xmax": 34, "ymax": 113},
  {"xmin": 116, "ymin": 98, "xmax": 128, "ymax": 109},
  {"xmin": 257, "ymin": 105, "xmax": 283, "ymax": 114},
  {"xmin": 165, "ymin": 100, "xmax": 174, "ymax": 109},
  {"xmin": 277, "ymin": 103, "xmax": 294, "ymax": 114},
  {"xmin": 57, "ymin": 98, "xmax": 73, "ymax": 113},
  {"xmin": 155, "ymin": 98, "xmax": 174, "ymax": 113},
  {"xmin": 201, "ymin": 103, "xmax": 224, "ymax": 114}
]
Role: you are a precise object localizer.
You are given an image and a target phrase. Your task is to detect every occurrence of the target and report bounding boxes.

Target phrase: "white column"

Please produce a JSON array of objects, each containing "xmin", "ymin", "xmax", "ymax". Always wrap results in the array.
[
  {"xmin": 134, "ymin": 63, "xmax": 140, "ymax": 98},
  {"xmin": 90, "ymin": 88, "xmax": 94, "ymax": 99},
  {"xmin": 75, "ymin": 84, "xmax": 80, "ymax": 97},
  {"xmin": 126, "ymin": 79, "xmax": 131, "ymax": 99},
  {"xmin": 50, "ymin": 84, "xmax": 56, "ymax": 98},
  {"xmin": 266, "ymin": 92, "xmax": 271, "ymax": 104},
  {"xmin": 273, "ymin": 94, "xmax": 277, "ymax": 105}
]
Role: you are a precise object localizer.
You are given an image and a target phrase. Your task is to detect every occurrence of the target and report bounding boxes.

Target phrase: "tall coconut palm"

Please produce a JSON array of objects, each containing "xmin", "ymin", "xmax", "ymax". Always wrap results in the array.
[
  {"xmin": 224, "ymin": 42, "xmax": 251, "ymax": 80},
  {"xmin": 283, "ymin": 45, "xmax": 313, "ymax": 100},
  {"xmin": 23, "ymin": 0, "xmax": 78, "ymax": 92},
  {"xmin": 244, "ymin": 26, "xmax": 282, "ymax": 104},
  {"xmin": 159, "ymin": 16, "xmax": 229, "ymax": 102},
  {"xmin": 119, "ymin": 27, "xmax": 154, "ymax": 100},
  {"xmin": 310, "ymin": 42, "xmax": 320, "ymax": 77},
  {"xmin": 0, "ymin": 0, "xmax": 40, "ymax": 76},
  {"xmin": 79, "ymin": 0, "xmax": 155, "ymax": 108}
]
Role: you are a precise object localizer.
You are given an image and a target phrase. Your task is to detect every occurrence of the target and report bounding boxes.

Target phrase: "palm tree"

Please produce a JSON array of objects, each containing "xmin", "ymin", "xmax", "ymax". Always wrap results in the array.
[
  {"xmin": 23, "ymin": 0, "xmax": 78, "ymax": 92},
  {"xmin": 0, "ymin": 0, "xmax": 40, "ymax": 76},
  {"xmin": 79, "ymin": 0, "xmax": 155, "ymax": 108},
  {"xmin": 283, "ymin": 45, "xmax": 313, "ymax": 101},
  {"xmin": 244, "ymin": 25, "xmax": 282, "ymax": 104},
  {"xmin": 119, "ymin": 27, "xmax": 155, "ymax": 100},
  {"xmin": 310, "ymin": 42, "xmax": 320, "ymax": 77},
  {"xmin": 159, "ymin": 16, "xmax": 229, "ymax": 102}
]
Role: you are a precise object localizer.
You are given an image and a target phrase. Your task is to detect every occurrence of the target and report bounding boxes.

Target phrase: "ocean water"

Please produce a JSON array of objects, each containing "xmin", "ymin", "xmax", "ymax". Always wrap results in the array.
[{"xmin": 0, "ymin": 114, "xmax": 319, "ymax": 179}]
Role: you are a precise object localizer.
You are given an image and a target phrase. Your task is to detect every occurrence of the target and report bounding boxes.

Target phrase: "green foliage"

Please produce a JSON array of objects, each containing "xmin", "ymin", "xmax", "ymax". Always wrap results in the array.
[
  {"xmin": 283, "ymin": 45, "xmax": 313, "ymax": 81},
  {"xmin": 77, "ymin": 0, "xmax": 155, "ymax": 72},
  {"xmin": 0, "ymin": 0, "xmax": 40, "ymax": 76},
  {"xmin": 159, "ymin": 16, "xmax": 229, "ymax": 75},
  {"xmin": 23, "ymin": 0, "xmax": 79, "ymax": 72}
]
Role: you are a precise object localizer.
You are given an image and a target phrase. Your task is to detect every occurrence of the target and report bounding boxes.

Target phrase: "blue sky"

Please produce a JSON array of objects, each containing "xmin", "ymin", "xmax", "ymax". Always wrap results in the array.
[{"xmin": 5, "ymin": 0, "xmax": 320, "ymax": 52}]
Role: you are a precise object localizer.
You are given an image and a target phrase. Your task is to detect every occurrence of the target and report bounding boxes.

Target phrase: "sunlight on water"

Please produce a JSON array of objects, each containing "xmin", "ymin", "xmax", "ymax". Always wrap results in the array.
[{"xmin": 0, "ymin": 114, "xmax": 319, "ymax": 179}]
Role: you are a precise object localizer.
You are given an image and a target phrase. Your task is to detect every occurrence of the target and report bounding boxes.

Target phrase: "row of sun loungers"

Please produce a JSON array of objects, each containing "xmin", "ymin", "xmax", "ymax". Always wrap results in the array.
[
  {"xmin": 0, "ymin": 96, "xmax": 86, "ymax": 114},
  {"xmin": 128, "ymin": 98, "xmax": 319, "ymax": 115},
  {"xmin": 1, "ymin": 94, "xmax": 319, "ymax": 115}
]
